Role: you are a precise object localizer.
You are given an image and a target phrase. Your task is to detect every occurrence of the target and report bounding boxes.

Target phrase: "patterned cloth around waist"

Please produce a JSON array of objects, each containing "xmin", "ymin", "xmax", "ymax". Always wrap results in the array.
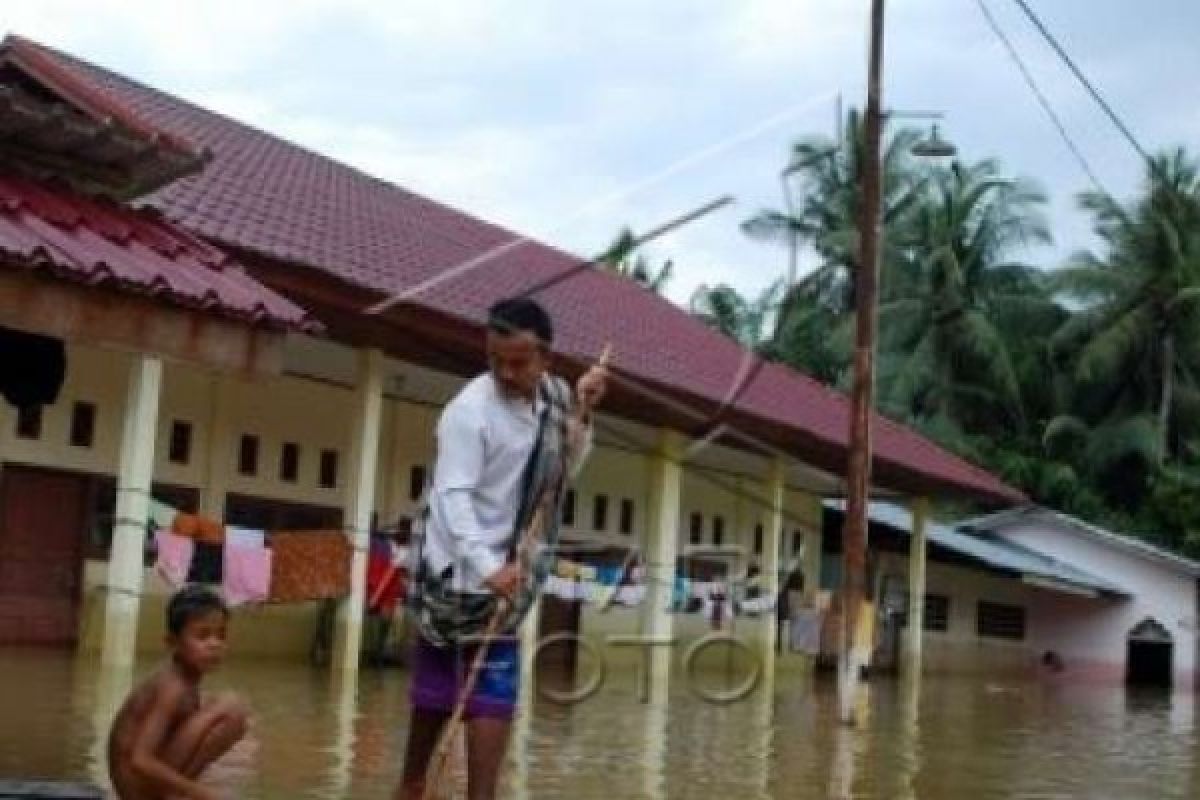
[{"xmin": 410, "ymin": 375, "xmax": 571, "ymax": 648}]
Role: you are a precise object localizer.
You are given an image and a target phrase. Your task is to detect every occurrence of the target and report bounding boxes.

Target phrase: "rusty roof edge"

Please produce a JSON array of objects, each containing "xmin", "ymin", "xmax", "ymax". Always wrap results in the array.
[{"xmin": 2, "ymin": 34, "xmax": 202, "ymax": 158}]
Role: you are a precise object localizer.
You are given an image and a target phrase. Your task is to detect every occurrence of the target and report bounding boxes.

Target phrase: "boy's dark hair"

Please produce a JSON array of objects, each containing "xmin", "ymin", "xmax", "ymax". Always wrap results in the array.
[
  {"xmin": 166, "ymin": 585, "xmax": 228, "ymax": 636},
  {"xmin": 487, "ymin": 297, "xmax": 553, "ymax": 345}
]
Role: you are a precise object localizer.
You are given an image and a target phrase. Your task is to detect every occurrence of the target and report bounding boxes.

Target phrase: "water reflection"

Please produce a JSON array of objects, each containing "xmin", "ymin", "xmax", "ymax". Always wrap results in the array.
[
  {"xmin": 79, "ymin": 658, "xmax": 132, "ymax": 792},
  {"xmin": 642, "ymin": 693, "xmax": 669, "ymax": 800},
  {"xmin": 753, "ymin": 668, "xmax": 774, "ymax": 797},
  {"xmin": 893, "ymin": 674, "xmax": 921, "ymax": 800},
  {"xmin": 327, "ymin": 671, "xmax": 358, "ymax": 799},
  {"xmin": 829, "ymin": 681, "xmax": 871, "ymax": 800},
  {"xmin": 507, "ymin": 701, "xmax": 533, "ymax": 800},
  {"xmin": 1, "ymin": 649, "xmax": 1199, "ymax": 799}
]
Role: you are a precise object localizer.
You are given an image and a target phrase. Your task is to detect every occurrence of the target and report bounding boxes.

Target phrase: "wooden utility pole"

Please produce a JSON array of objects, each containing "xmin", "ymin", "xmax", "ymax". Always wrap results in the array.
[{"xmin": 838, "ymin": 0, "xmax": 886, "ymax": 726}]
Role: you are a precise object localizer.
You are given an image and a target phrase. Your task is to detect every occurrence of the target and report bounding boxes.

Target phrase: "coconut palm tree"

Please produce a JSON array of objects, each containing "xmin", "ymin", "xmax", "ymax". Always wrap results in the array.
[
  {"xmin": 741, "ymin": 109, "xmax": 925, "ymax": 315},
  {"xmin": 687, "ymin": 281, "xmax": 783, "ymax": 349},
  {"xmin": 597, "ymin": 227, "xmax": 673, "ymax": 293},
  {"xmin": 1048, "ymin": 148, "xmax": 1200, "ymax": 483},
  {"xmin": 873, "ymin": 159, "xmax": 1055, "ymax": 440}
]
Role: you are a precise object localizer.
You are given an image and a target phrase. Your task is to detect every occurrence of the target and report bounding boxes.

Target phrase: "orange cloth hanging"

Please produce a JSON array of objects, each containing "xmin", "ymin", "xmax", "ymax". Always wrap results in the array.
[
  {"xmin": 172, "ymin": 512, "xmax": 225, "ymax": 544},
  {"xmin": 267, "ymin": 530, "xmax": 352, "ymax": 603}
]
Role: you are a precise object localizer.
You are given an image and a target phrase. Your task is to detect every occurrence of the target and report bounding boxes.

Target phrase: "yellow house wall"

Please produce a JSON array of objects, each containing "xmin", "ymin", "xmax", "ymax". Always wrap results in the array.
[
  {"xmin": 875, "ymin": 551, "xmax": 1036, "ymax": 676},
  {"xmin": 2, "ymin": 342, "xmax": 859, "ymax": 674}
]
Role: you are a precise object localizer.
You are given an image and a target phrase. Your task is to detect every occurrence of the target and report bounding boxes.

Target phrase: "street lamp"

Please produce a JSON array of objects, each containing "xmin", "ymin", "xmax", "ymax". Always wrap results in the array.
[{"xmin": 912, "ymin": 123, "xmax": 957, "ymax": 159}]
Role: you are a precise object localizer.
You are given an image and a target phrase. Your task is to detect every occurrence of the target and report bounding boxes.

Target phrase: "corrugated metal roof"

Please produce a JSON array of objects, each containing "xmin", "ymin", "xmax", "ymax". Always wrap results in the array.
[
  {"xmin": 963, "ymin": 506, "xmax": 1200, "ymax": 578},
  {"xmin": 826, "ymin": 500, "xmax": 1128, "ymax": 596},
  {"xmin": 0, "ymin": 174, "xmax": 315, "ymax": 331}
]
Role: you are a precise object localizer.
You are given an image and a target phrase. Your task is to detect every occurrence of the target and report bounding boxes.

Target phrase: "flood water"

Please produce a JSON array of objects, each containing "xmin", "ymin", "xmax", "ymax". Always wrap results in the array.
[{"xmin": 1, "ymin": 648, "xmax": 1197, "ymax": 799}]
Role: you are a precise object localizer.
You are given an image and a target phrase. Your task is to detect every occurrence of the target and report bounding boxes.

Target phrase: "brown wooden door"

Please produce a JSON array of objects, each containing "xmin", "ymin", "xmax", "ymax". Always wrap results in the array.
[{"xmin": 0, "ymin": 465, "xmax": 89, "ymax": 645}]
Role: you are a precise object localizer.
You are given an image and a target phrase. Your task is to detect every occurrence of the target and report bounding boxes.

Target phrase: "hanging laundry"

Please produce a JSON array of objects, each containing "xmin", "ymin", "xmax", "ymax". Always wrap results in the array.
[
  {"xmin": 543, "ymin": 574, "xmax": 573, "ymax": 601},
  {"xmin": 268, "ymin": 530, "xmax": 352, "ymax": 603},
  {"xmin": 148, "ymin": 499, "xmax": 178, "ymax": 532},
  {"xmin": 173, "ymin": 512, "xmax": 224, "ymax": 544},
  {"xmin": 226, "ymin": 526, "xmax": 266, "ymax": 549},
  {"xmin": 739, "ymin": 595, "xmax": 777, "ymax": 616},
  {"xmin": 614, "ymin": 585, "xmax": 645, "ymax": 607},
  {"xmin": 223, "ymin": 540, "xmax": 273, "ymax": 607},
  {"xmin": 581, "ymin": 581, "xmax": 605, "ymax": 605},
  {"xmin": 790, "ymin": 609, "xmax": 822, "ymax": 655},
  {"xmin": 596, "ymin": 565, "xmax": 621, "ymax": 586},
  {"xmin": 367, "ymin": 536, "xmax": 403, "ymax": 616},
  {"xmin": 154, "ymin": 530, "xmax": 194, "ymax": 589},
  {"xmin": 671, "ymin": 575, "xmax": 690, "ymax": 611},
  {"xmin": 188, "ymin": 541, "xmax": 224, "ymax": 584}
]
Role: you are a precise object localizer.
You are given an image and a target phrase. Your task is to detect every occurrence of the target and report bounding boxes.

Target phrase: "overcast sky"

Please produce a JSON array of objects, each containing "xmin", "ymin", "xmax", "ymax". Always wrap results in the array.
[{"xmin": 7, "ymin": 1, "xmax": 1199, "ymax": 305}]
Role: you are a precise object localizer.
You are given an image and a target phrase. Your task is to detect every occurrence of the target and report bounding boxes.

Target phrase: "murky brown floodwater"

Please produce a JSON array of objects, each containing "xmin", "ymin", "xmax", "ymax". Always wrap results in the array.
[{"xmin": 1, "ymin": 648, "xmax": 1196, "ymax": 799}]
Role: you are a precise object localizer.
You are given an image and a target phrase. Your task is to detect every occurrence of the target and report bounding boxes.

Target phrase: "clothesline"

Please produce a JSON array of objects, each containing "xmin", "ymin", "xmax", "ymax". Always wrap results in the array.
[
  {"xmin": 541, "ymin": 566, "xmax": 780, "ymax": 616},
  {"xmin": 147, "ymin": 499, "xmax": 779, "ymax": 616},
  {"xmin": 149, "ymin": 502, "xmax": 354, "ymax": 608}
]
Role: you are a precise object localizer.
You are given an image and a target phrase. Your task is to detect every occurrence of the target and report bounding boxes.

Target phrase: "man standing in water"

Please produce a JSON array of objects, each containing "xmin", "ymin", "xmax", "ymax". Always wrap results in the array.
[{"xmin": 396, "ymin": 297, "xmax": 607, "ymax": 800}]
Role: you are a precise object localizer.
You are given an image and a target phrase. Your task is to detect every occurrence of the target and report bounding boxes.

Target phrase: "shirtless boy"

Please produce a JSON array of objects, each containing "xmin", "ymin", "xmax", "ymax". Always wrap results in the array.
[{"xmin": 107, "ymin": 585, "xmax": 248, "ymax": 800}]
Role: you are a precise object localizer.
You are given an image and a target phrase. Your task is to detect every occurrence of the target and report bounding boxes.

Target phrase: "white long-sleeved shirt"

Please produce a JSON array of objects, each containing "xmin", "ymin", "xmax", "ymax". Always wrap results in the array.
[{"xmin": 422, "ymin": 373, "xmax": 590, "ymax": 593}]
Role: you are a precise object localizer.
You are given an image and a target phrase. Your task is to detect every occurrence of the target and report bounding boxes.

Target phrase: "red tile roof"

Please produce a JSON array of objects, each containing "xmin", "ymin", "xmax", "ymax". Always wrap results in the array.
[
  {"xmin": 11, "ymin": 36, "xmax": 1022, "ymax": 504},
  {"xmin": 3, "ymin": 35, "xmax": 201, "ymax": 159},
  {"xmin": 0, "ymin": 173, "xmax": 314, "ymax": 330}
]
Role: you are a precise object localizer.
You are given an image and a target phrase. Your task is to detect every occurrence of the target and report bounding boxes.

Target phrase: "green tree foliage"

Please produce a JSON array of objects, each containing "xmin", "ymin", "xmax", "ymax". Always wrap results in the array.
[
  {"xmin": 597, "ymin": 227, "xmax": 673, "ymax": 293},
  {"xmin": 1048, "ymin": 149, "xmax": 1200, "ymax": 507},
  {"xmin": 702, "ymin": 113, "xmax": 1200, "ymax": 555}
]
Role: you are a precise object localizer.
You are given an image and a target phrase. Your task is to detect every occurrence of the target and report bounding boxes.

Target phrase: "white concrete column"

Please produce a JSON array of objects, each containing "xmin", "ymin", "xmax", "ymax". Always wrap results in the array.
[
  {"xmin": 333, "ymin": 348, "xmax": 385, "ymax": 673},
  {"xmin": 378, "ymin": 398, "xmax": 400, "ymax": 521},
  {"xmin": 101, "ymin": 354, "xmax": 163, "ymax": 666},
  {"xmin": 902, "ymin": 496, "xmax": 930, "ymax": 677},
  {"xmin": 87, "ymin": 662, "xmax": 134, "ymax": 790},
  {"xmin": 518, "ymin": 593, "xmax": 542, "ymax": 706},
  {"xmin": 637, "ymin": 428, "xmax": 683, "ymax": 702},
  {"xmin": 802, "ymin": 496, "xmax": 824, "ymax": 605},
  {"xmin": 760, "ymin": 458, "xmax": 786, "ymax": 673},
  {"xmin": 200, "ymin": 374, "xmax": 234, "ymax": 518}
]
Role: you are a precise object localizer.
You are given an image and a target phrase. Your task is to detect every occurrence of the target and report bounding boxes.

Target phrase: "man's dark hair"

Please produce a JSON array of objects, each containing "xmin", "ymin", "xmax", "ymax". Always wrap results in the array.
[
  {"xmin": 487, "ymin": 297, "xmax": 553, "ymax": 345},
  {"xmin": 166, "ymin": 585, "xmax": 228, "ymax": 636}
]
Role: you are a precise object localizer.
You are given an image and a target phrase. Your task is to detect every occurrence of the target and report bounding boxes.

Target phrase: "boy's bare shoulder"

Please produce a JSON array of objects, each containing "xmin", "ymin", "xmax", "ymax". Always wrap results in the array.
[{"xmin": 122, "ymin": 665, "xmax": 195, "ymax": 720}]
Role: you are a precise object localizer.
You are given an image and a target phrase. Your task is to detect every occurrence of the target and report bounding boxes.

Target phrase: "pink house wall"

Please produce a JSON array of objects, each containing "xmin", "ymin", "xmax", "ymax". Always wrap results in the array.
[{"xmin": 997, "ymin": 522, "xmax": 1197, "ymax": 691}]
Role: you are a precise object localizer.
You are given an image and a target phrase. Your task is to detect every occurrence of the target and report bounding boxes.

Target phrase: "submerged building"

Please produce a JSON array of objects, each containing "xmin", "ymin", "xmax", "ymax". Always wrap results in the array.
[{"xmin": 0, "ymin": 33, "xmax": 1079, "ymax": 697}]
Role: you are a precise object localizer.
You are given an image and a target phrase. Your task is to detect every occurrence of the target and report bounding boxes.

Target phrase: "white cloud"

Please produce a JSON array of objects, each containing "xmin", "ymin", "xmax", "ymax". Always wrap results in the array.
[
  {"xmin": 5, "ymin": 0, "xmax": 1196, "ymax": 305},
  {"xmin": 721, "ymin": 0, "xmax": 863, "ymax": 68},
  {"xmin": 5, "ymin": 0, "xmax": 343, "ymax": 77}
]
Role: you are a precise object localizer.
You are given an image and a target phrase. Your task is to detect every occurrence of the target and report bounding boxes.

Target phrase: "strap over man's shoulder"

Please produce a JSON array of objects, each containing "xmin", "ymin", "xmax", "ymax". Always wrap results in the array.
[{"xmin": 539, "ymin": 374, "xmax": 573, "ymax": 414}]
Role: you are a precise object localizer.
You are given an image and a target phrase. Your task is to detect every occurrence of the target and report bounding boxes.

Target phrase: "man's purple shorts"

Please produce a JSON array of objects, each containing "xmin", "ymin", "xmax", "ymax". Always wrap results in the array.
[{"xmin": 410, "ymin": 635, "xmax": 521, "ymax": 720}]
